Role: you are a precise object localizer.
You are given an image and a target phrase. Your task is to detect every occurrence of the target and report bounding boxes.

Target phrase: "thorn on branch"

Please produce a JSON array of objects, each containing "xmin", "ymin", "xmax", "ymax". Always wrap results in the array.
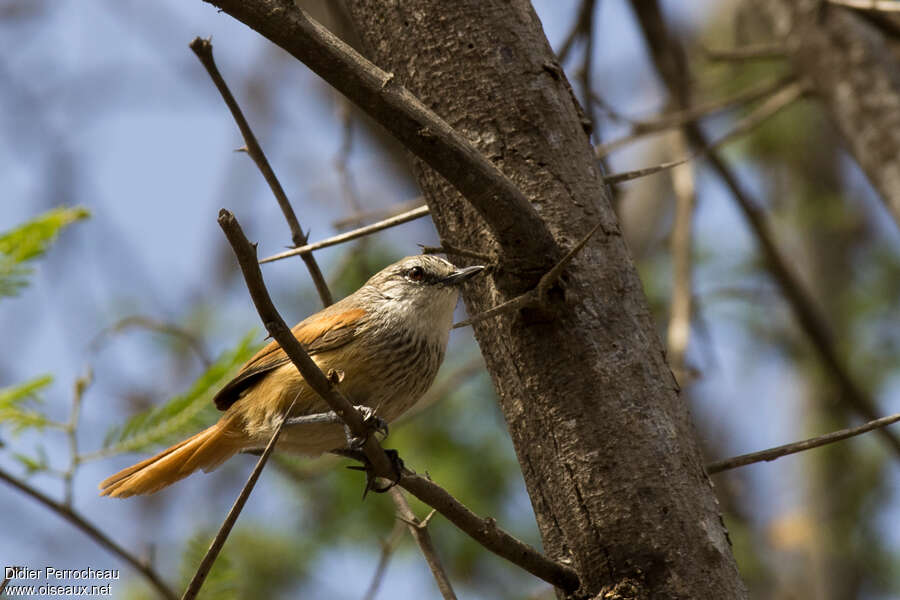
[{"xmin": 453, "ymin": 222, "xmax": 602, "ymax": 329}]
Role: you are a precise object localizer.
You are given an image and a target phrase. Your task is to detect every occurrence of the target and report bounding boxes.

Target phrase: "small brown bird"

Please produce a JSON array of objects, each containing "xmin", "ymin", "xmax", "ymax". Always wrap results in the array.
[{"xmin": 99, "ymin": 255, "xmax": 483, "ymax": 498}]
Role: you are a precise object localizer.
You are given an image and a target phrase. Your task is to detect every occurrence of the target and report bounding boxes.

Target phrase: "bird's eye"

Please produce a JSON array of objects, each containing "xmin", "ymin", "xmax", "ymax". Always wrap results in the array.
[{"xmin": 406, "ymin": 266, "xmax": 426, "ymax": 282}]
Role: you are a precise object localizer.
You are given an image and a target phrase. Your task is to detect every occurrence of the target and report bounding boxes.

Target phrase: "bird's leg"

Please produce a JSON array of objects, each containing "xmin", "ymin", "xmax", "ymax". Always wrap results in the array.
[
  {"xmin": 332, "ymin": 448, "xmax": 405, "ymax": 499},
  {"xmin": 282, "ymin": 406, "xmax": 388, "ymax": 440},
  {"xmin": 342, "ymin": 405, "xmax": 389, "ymax": 449},
  {"xmin": 283, "ymin": 411, "xmax": 343, "ymax": 426}
]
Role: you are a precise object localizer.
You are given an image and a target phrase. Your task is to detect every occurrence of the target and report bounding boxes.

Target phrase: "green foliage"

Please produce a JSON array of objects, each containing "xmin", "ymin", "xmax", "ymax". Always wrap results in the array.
[
  {"xmin": 12, "ymin": 446, "xmax": 50, "ymax": 475},
  {"xmin": 0, "ymin": 206, "xmax": 89, "ymax": 298},
  {"xmin": 99, "ymin": 332, "xmax": 258, "ymax": 456},
  {"xmin": 0, "ymin": 374, "xmax": 55, "ymax": 433}
]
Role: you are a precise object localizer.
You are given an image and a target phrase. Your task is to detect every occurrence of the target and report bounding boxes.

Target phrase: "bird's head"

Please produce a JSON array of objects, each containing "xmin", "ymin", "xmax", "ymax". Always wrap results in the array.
[{"xmin": 363, "ymin": 255, "xmax": 484, "ymax": 328}]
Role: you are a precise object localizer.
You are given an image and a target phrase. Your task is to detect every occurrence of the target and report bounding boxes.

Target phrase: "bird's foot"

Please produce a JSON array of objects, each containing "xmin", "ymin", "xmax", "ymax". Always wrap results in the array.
[
  {"xmin": 332, "ymin": 448, "xmax": 405, "ymax": 499},
  {"xmin": 343, "ymin": 406, "xmax": 389, "ymax": 450}
]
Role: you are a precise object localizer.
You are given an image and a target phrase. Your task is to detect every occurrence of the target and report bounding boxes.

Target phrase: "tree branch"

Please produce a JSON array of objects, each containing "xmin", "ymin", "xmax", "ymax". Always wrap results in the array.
[
  {"xmin": 701, "ymin": 42, "xmax": 787, "ymax": 61},
  {"xmin": 333, "ymin": 198, "xmax": 424, "ymax": 231},
  {"xmin": 595, "ymin": 74, "xmax": 796, "ymax": 157},
  {"xmin": 390, "ymin": 488, "xmax": 457, "ymax": 600},
  {"xmin": 556, "ymin": 0, "xmax": 595, "ymax": 64},
  {"xmin": 707, "ymin": 412, "xmax": 900, "ymax": 474},
  {"xmin": 181, "ymin": 400, "xmax": 292, "ymax": 600},
  {"xmin": 399, "ymin": 473, "xmax": 579, "ymax": 591},
  {"xmin": 218, "ymin": 208, "xmax": 580, "ymax": 593},
  {"xmin": 361, "ymin": 519, "xmax": 405, "ymax": 600},
  {"xmin": 189, "ymin": 37, "xmax": 333, "ymax": 306},
  {"xmin": 260, "ymin": 205, "xmax": 430, "ymax": 264},
  {"xmin": 600, "ymin": 79, "xmax": 808, "ymax": 184},
  {"xmin": 89, "ymin": 316, "xmax": 212, "ymax": 368},
  {"xmin": 454, "ymin": 222, "xmax": 602, "ymax": 329},
  {"xmin": 827, "ymin": 0, "xmax": 900, "ymax": 11},
  {"xmin": 0, "ymin": 468, "xmax": 177, "ymax": 600},
  {"xmin": 203, "ymin": 0, "xmax": 559, "ymax": 277},
  {"xmin": 666, "ymin": 132, "xmax": 695, "ymax": 383}
]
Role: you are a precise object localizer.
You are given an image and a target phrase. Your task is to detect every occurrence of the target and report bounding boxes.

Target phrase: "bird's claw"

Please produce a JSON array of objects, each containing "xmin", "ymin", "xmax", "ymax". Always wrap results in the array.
[
  {"xmin": 338, "ymin": 448, "xmax": 405, "ymax": 499},
  {"xmin": 345, "ymin": 406, "xmax": 389, "ymax": 450}
]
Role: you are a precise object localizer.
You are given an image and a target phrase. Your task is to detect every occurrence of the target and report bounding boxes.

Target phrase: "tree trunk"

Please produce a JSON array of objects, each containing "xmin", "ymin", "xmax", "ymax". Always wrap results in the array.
[
  {"xmin": 344, "ymin": 2, "xmax": 746, "ymax": 598},
  {"xmin": 754, "ymin": 0, "xmax": 900, "ymax": 228}
]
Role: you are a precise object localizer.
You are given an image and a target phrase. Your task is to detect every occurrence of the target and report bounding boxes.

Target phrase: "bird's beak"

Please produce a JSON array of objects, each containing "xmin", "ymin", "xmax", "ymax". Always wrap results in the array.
[{"xmin": 440, "ymin": 265, "xmax": 485, "ymax": 286}]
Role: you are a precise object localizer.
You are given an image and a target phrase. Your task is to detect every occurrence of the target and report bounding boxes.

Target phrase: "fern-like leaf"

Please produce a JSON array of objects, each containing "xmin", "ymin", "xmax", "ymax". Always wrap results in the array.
[
  {"xmin": 0, "ymin": 206, "xmax": 89, "ymax": 298},
  {"xmin": 94, "ymin": 332, "xmax": 258, "ymax": 458},
  {"xmin": 0, "ymin": 375, "xmax": 54, "ymax": 433}
]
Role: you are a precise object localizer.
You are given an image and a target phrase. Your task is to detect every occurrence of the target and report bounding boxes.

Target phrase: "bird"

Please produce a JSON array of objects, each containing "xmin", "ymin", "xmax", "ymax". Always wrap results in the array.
[{"xmin": 99, "ymin": 255, "xmax": 484, "ymax": 498}]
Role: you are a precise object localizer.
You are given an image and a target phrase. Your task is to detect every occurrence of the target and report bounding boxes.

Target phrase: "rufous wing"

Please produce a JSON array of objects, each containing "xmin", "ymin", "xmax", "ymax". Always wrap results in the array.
[{"xmin": 212, "ymin": 306, "xmax": 366, "ymax": 410}]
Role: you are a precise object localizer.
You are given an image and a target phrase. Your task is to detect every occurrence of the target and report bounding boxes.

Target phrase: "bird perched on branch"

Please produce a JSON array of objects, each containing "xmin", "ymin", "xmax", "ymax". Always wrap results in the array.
[{"xmin": 99, "ymin": 255, "xmax": 483, "ymax": 498}]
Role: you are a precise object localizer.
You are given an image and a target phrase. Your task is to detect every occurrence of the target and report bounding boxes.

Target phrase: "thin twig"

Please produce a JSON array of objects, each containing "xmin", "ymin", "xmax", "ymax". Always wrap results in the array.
[
  {"xmin": 362, "ymin": 519, "xmax": 406, "ymax": 600},
  {"xmin": 333, "ymin": 198, "xmax": 425, "ymax": 231},
  {"xmin": 399, "ymin": 472, "xmax": 579, "ymax": 591},
  {"xmin": 603, "ymin": 156, "xmax": 692, "ymax": 185},
  {"xmin": 0, "ymin": 468, "xmax": 177, "ymax": 600},
  {"xmin": 189, "ymin": 36, "xmax": 333, "ymax": 307},
  {"xmin": 707, "ymin": 412, "xmax": 900, "ymax": 474},
  {"xmin": 219, "ymin": 209, "xmax": 580, "ymax": 592},
  {"xmin": 702, "ymin": 42, "xmax": 787, "ymax": 61},
  {"xmin": 588, "ymin": 90, "xmax": 635, "ymax": 125},
  {"xmin": 595, "ymin": 74, "xmax": 796, "ymax": 157},
  {"xmin": 556, "ymin": 0, "xmax": 595, "ymax": 63},
  {"xmin": 827, "ymin": 0, "xmax": 900, "ymax": 11},
  {"xmin": 260, "ymin": 205, "xmax": 430, "ymax": 264},
  {"xmin": 576, "ymin": 0, "xmax": 599, "ymax": 136},
  {"xmin": 62, "ymin": 369, "xmax": 92, "ymax": 507},
  {"xmin": 600, "ymin": 80, "xmax": 808, "ymax": 184},
  {"xmin": 204, "ymin": 0, "xmax": 559, "ymax": 264},
  {"xmin": 181, "ymin": 400, "xmax": 295, "ymax": 600},
  {"xmin": 335, "ymin": 101, "xmax": 364, "ymax": 214},
  {"xmin": 454, "ymin": 222, "xmax": 603, "ymax": 329},
  {"xmin": 665, "ymin": 132, "xmax": 695, "ymax": 382},
  {"xmin": 390, "ymin": 488, "xmax": 457, "ymax": 600},
  {"xmin": 90, "ymin": 316, "xmax": 212, "ymax": 368}
]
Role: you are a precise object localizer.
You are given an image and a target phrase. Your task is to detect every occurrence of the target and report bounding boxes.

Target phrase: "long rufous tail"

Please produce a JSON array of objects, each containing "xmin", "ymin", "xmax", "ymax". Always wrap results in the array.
[{"xmin": 99, "ymin": 418, "xmax": 246, "ymax": 498}]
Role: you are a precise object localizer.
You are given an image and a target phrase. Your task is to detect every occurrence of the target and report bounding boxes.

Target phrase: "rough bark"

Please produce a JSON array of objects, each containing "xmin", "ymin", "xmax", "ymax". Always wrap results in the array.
[
  {"xmin": 344, "ymin": 2, "xmax": 745, "ymax": 598},
  {"xmin": 754, "ymin": 0, "xmax": 900, "ymax": 227}
]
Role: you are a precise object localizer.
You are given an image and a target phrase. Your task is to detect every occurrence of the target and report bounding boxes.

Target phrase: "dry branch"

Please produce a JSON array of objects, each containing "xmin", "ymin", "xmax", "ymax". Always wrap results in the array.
[
  {"xmin": 707, "ymin": 412, "xmax": 900, "ymax": 474},
  {"xmin": 596, "ymin": 74, "xmax": 796, "ymax": 157},
  {"xmin": 702, "ymin": 42, "xmax": 787, "ymax": 61},
  {"xmin": 181, "ymin": 400, "xmax": 294, "ymax": 600},
  {"xmin": 189, "ymin": 37, "xmax": 333, "ymax": 307},
  {"xmin": 390, "ymin": 489, "xmax": 457, "ymax": 600},
  {"xmin": 827, "ymin": 0, "xmax": 900, "ymax": 10},
  {"xmin": 666, "ymin": 132, "xmax": 695, "ymax": 381},
  {"xmin": 0, "ymin": 468, "xmax": 177, "ymax": 600},
  {"xmin": 260, "ymin": 205, "xmax": 430, "ymax": 264}
]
